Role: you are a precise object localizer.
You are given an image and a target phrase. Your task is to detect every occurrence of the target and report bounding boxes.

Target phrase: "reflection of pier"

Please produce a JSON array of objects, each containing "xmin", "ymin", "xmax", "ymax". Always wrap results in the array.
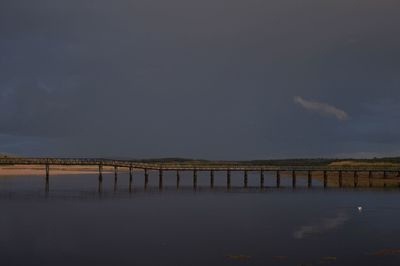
[{"xmin": 1, "ymin": 158, "xmax": 400, "ymax": 192}]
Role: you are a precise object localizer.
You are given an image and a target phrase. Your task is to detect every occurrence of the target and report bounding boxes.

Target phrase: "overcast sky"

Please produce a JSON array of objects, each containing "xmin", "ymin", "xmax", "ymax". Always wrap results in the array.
[{"xmin": 1, "ymin": 0, "xmax": 399, "ymax": 159}]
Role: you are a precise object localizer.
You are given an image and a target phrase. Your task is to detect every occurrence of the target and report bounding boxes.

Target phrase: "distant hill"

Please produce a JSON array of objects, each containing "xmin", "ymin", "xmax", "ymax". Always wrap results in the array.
[
  {"xmin": 134, "ymin": 157, "xmax": 400, "ymax": 167},
  {"xmin": 0, "ymin": 153, "xmax": 18, "ymax": 159},
  {"xmin": 1, "ymin": 155, "xmax": 400, "ymax": 167}
]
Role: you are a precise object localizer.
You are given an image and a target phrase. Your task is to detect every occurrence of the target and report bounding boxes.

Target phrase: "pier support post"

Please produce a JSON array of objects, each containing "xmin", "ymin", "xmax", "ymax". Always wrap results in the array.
[
  {"xmin": 227, "ymin": 170, "xmax": 231, "ymax": 189},
  {"xmin": 354, "ymin": 171, "xmax": 358, "ymax": 188},
  {"xmin": 339, "ymin": 171, "xmax": 343, "ymax": 187},
  {"xmin": 368, "ymin": 171, "xmax": 373, "ymax": 187},
  {"xmin": 45, "ymin": 164, "xmax": 50, "ymax": 179},
  {"xmin": 383, "ymin": 171, "xmax": 387, "ymax": 188},
  {"xmin": 113, "ymin": 166, "xmax": 118, "ymax": 192},
  {"xmin": 260, "ymin": 170, "xmax": 264, "ymax": 188},
  {"xmin": 129, "ymin": 166, "xmax": 133, "ymax": 192},
  {"xmin": 144, "ymin": 169, "xmax": 149, "ymax": 189},
  {"xmin": 323, "ymin": 171, "xmax": 328, "ymax": 188},
  {"xmin": 210, "ymin": 170, "xmax": 214, "ymax": 188},
  {"xmin": 159, "ymin": 169, "xmax": 163, "ymax": 190},
  {"xmin": 244, "ymin": 170, "xmax": 248, "ymax": 188},
  {"xmin": 276, "ymin": 170, "xmax": 281, "ymax": 188},
  {"xmin": 98, "ymin": 173, "xmax": 103, "ymax": 193},
  {"xmin": 193, "ymin": 169, "xmax": 197, "ymax": 189},
  {"xmin": 292, "ymin": 170, "xmax": 296, "ymax": 188},
  {"xmin": 98, "ymin": 164, "xmax": 103, "ymax": 193},
  {"xmin": 308, "ymin": 170, "xmax": 312, "ymax": 188},
  {"xmin": 99, "ymin": 164, "xmax": 103, "ymax": 178},
  {"xmin": 45, "ymin": 164, "xmax": 50, "ymax": 192},
  {"xmin": 113, "ymin": 167, "xmax": 117, "ymax": 192},
  {"xmin": 176, "ymin": 171, "xmax": 180, "ymax": 189}
]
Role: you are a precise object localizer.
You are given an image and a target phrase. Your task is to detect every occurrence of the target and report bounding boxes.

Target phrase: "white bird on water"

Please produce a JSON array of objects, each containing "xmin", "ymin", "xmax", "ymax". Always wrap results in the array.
[{"xmin": 357, "ymin": 206, "xmax": 363, "ymax": 212}]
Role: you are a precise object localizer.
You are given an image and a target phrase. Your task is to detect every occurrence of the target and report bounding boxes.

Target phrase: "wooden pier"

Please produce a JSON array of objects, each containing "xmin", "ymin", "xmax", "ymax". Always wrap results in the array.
[{"xmin": 1, "ymin": 158, "xmax": 400, "ymax": 191}]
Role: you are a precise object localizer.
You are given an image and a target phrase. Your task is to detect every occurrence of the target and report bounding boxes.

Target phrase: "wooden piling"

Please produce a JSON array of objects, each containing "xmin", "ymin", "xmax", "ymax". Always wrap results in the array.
[
  {"xmin": 260, "ymin": 170, "xmax": 264, "ymax": 188},
  {"xmin": 383, "ymin": 171, "xmax": 387, "ymax": 188},
  {"xmin": 114, "ymin": 166, "xmax": 118, "ymax": 181},
  {"xmin": 113, "ymin": 167, "xmax": 118, "ymax": 192},
  {"xmin": 276, "ymin": 170, "xmax": 281, "ymax": 188},
  {"xmin": 45, "ymin": 164, "xmax": 50, "ymax": 180},
  {"xmin": 129, "ymin": 166, "xmax": 133, "ymax": 192},
  {"xmin": 159, "ymin": 169, "xmax": 163, "ymax": 189},
  {"xmin": 323, "ymin": 171, "xmax": 327, "ymax": 188},
  {"xmin": 307, "ymin": 170, "xmax": 312, "ymax": 188},
  {"xmin": 176, "ymin": 170, "xmax": 180, "ymax": 189},
  {"xmin": 98, "ymin": 164, "xmax": 103, "ymax": 193},
  {"xmin": 98, "ymin": 164, "xmax": 103, "ymax": 178},
  {"xmin": 292, "ymin": 170, "xmax": 296, "ymax": 188},
  {"xmin": 98, "ymin": 174, "xmax": 103, "ymax": 193},
  {"xmin": 193, "ymin": 169, "xmax": 197, "ymax": 188},
  {"xmin": 338, "ymin": 171, "xmax": 343, "ymax": 187},
  {"xmin": 227, "ymin": 170, "xmax": 231, "ymax": 188},
  {"xmin": 210, "ymin": 170, "xmax": 214, "ymax": 188},
  {"xmin": 45, "ymin": 164, "xmax": 50, "ymax": 192},
  {"xmin": 354, "ymin": 171, "xmax": 358, "ymax": 188},
  {"xmin": 144, "ymin": 169, "xmax": 149, "ymax": 189},
  {"xmin": 368, "ymin": 171, "xmax": 373, "ymax": 187},
  {"xmin": 244, "ymin": 170, "xmax": 248, "ymax": 188}
]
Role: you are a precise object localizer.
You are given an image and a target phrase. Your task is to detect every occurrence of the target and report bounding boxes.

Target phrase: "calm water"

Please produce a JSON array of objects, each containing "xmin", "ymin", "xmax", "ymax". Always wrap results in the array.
[{"xmin": 1, "ymin": 171, "xmax": 400, "ymax": 266}]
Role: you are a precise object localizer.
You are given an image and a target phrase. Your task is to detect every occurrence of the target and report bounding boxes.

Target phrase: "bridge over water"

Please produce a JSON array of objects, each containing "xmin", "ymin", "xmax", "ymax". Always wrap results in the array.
[{"xmin": 1, "ymin": 158, "xmax": 400, "ymax": 191}]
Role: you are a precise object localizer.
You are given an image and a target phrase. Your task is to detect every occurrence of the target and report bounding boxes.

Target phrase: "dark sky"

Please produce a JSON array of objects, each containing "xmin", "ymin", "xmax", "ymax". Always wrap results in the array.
[{"xmin": 1, "ymin": 0, "xmax": 399, "ymax": 159}]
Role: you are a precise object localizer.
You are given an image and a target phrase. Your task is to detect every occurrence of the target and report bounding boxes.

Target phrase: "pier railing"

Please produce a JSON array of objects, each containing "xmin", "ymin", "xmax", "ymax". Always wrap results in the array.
[{"xmin": 1, "ymin": 157, "xmax": 400, "ymax": 172}]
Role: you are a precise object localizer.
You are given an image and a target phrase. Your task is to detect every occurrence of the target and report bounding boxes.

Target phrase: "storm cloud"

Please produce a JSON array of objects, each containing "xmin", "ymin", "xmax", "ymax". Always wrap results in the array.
[{"xmin": 0, "ymin": 0, "xmax": 400, "ymax": 159}]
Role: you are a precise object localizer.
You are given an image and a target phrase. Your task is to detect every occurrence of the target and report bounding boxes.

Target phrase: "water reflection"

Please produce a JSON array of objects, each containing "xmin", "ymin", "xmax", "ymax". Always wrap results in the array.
[
  {"xmin": 2, "ymin": 170, "xmax": 400, "ymax": 198},
  {"xmin": 1, "ymin": 174, "xmax": 400, "ymax": 265},
  {"xmin": 293, "ymin": 211, "xmax": 349, "ymax": 239},
  {"xmin": 98, "ymin": 174, "xmax": 103, "ymax": 193}
]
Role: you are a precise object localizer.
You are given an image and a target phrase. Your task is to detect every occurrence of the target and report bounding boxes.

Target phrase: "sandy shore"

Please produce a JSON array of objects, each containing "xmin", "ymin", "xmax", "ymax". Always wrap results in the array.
[{"xmin": 0, "ymin": 165, "xmax": 124, "ymax": 176}]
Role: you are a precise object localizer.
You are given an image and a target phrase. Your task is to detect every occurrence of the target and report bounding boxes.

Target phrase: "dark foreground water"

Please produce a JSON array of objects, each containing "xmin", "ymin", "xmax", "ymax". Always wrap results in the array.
[{"xmin": 1, "ymin": 171, "xmax": 400, "ymax": 266}]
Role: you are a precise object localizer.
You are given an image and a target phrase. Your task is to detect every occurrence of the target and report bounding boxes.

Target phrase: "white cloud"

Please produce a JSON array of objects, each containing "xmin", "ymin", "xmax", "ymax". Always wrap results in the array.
[{"xmin": 294, "ymin": 96, "xmax": 349, "ymax": 121}]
